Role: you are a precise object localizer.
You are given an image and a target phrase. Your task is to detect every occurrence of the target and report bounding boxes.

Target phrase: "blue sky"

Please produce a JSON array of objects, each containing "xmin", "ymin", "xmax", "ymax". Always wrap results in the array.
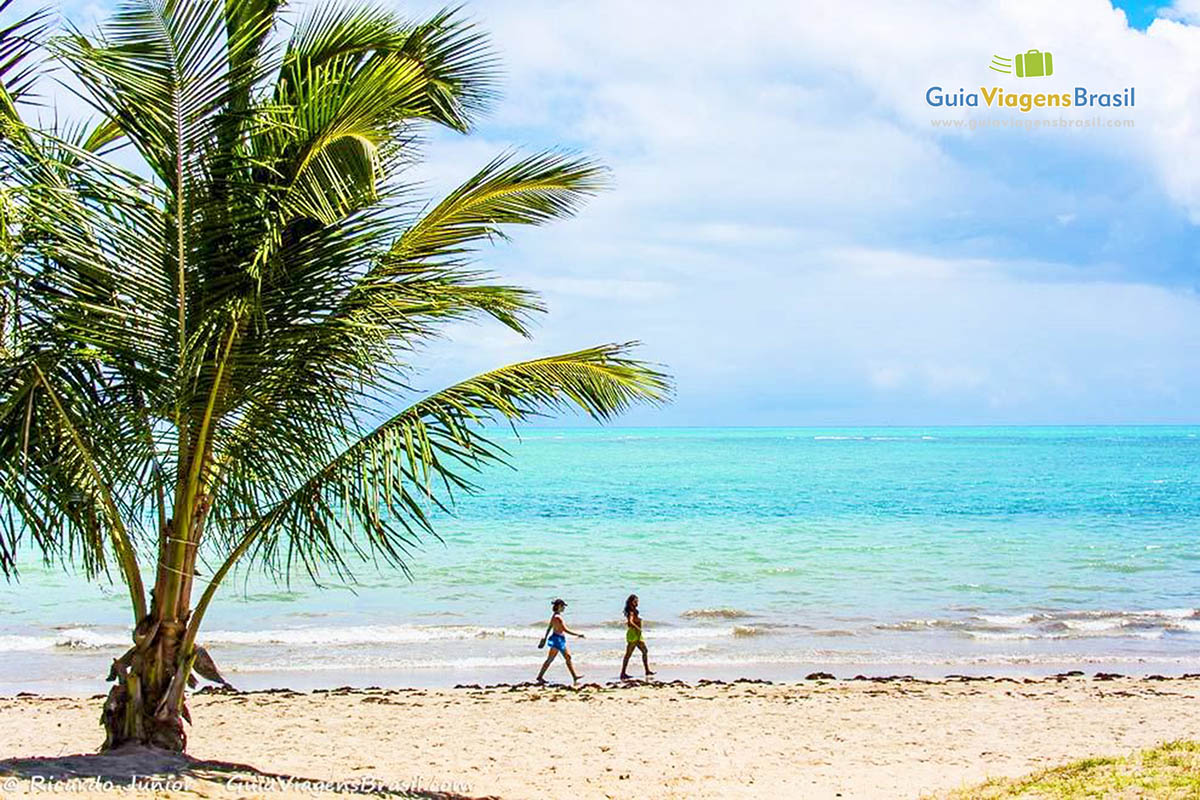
[
  {"xmin": 1114, "ymin": 0, "xmax": 1175, "ymax": 28},
  {"xmin": 15, "ymin": 0, "xmax": 1200, "ymax": 425}
]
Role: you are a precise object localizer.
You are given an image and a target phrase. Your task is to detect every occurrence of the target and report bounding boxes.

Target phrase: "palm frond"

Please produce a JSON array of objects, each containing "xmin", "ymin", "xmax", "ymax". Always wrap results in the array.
[
  {"xmin": 277, "ymin": 4, "xmax": 494, "ymax": 133},
  {"xmin": 0, "ymin": 356, "xmax": 150, "ymax": 609},
  {"xmin": 392, "ymin": 150, "xmax": 608, "ymax": 267},
  {"xmin": 0, "ymin": 0, "xmax": 51, "ymax": 120},
  {"xmin": 214, "ymin": 343, "xmax": 669, "ymax": 582},
  {"xmin": 224, "ymin": 0, "xmax": 279, "ymax": 110},
  {"xmin": 214, "ymin": 151, "xmax": 609, "ymax": 451},
  {"xmin": 55, "ymin": 0, "xmax": 234, "ymax": 187}
]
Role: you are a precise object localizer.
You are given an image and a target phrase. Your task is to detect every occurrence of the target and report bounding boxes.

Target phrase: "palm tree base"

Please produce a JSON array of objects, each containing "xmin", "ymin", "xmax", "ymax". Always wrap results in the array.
[
  {"xmin": 101, "ymin": 681, "xmax": 187, "ymax": 752},
  {"xmin": 100, "ymin": 620, "xmax": 190, "ymax": 753}
]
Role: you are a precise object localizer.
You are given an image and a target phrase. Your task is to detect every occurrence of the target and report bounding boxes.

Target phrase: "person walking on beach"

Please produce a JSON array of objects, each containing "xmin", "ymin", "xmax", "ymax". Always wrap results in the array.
[
  {"xmin": 620, "ymin": 594, "xmax": 654, "ymax": 680},
  {"xmin": 537, "ymin": 598, "xmax": 585, "ymax": 684}
]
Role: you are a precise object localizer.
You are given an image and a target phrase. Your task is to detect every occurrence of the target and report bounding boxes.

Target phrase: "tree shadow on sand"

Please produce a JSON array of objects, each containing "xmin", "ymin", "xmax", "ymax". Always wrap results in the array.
[{"xmin": 0, "ymin": 747, "xmax": 499, "ymax": 799}]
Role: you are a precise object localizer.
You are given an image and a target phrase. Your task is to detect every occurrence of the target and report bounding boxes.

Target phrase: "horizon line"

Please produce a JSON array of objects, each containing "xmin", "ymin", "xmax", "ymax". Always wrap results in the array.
[{"xmin": 502, "ymin": 422, "xmax": 1200, "ymax": 429}]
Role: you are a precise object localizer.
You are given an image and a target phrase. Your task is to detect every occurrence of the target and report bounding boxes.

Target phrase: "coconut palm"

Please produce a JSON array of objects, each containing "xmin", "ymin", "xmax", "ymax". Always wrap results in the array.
[{"xmin": 0, "ymin": 0, "xmax": 668, "ymax": 752}]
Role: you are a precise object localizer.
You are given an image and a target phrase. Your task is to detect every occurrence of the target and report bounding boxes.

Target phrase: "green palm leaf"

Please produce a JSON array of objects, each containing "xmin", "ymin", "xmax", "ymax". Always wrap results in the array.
[{"xmin": 392, "ymin": 150, "xmax": 608, "ymax": 266}]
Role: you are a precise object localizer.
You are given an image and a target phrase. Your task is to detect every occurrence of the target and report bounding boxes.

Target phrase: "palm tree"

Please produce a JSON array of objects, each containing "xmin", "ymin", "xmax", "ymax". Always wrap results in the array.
[{"xmin": 0, "ymin": 0, "xmax": 669, "ymax": 752}]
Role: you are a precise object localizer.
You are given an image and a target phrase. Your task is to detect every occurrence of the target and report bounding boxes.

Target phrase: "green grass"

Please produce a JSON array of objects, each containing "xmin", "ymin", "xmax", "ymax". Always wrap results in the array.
[{"xmin": 939, "ymin": 741, "xmax": 1200, "ymax": 799}]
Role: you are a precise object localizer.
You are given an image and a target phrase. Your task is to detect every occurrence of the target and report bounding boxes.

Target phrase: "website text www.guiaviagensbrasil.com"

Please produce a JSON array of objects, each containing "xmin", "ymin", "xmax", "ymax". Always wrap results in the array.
[{"xmin": 930, "ymin": 117, "xmax": 1134, "ymax": 130}]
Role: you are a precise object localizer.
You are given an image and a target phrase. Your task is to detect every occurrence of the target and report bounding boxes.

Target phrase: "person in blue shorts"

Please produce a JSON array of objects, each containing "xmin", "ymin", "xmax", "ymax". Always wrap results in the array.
[{"xmin": 537, "ymin": 598, "xmax": 585, "ymax": 684}]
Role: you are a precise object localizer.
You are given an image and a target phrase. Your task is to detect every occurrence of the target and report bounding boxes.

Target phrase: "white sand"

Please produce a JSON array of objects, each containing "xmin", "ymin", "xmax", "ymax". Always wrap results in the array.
[{"xmin": 2, "ymin": 676, "xmax": 1199, "ymax": 799}]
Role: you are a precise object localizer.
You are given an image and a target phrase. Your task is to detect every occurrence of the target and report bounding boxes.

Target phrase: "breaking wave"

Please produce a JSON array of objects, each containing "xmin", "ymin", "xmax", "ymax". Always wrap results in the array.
[
  {"xmin": 878, "ymin": 608, "xmax": 1200, "ymax": 641},
  {"xmin": 680, "ymin": 608, "xmax": 752, "ymax": 619}
]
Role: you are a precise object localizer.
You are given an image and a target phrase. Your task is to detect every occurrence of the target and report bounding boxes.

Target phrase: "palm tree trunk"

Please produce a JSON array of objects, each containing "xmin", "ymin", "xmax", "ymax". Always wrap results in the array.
[
  {"xmin": 101, "ymin": 613, "xmax": 191, "ymax": 751},
  {"xmin": 101, "ymin": 520, "xmax": 195, "ymax": 752}
]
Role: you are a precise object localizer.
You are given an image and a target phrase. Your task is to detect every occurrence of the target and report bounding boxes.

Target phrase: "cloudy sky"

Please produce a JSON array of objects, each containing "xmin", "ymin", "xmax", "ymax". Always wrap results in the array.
[{"xmin": 20, "ymin": 0, "xmax": 1200, "ymax": 425}]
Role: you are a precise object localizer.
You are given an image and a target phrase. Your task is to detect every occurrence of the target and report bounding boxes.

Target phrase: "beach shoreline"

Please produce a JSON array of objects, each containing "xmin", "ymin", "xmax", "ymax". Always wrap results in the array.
[
  {"xmin": 4, "ymin": 675, "xmax": 1200, "ymax": 799},
  {"xmin": 5, "ymin": 656, "xmax": 1199, "ymax": 697}
]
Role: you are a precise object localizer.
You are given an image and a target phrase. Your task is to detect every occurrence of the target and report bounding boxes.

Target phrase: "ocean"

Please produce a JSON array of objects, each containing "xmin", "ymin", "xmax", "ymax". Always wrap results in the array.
[{"xmin": 2, "ymin": 426, "xmax": 1199, "ymax": 693}]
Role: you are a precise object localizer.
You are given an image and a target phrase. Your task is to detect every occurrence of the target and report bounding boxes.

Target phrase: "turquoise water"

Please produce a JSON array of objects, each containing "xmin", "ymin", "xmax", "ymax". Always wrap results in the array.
[{"xmin": 2, "ymin": 426, "xmax": 1199, "ymax": 692}]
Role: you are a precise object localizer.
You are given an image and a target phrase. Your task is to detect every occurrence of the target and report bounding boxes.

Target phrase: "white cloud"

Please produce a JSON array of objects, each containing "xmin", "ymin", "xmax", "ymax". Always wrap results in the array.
[
  {"xmin": 1161, "ymin": 0, "xmax": 1200, "ymax": 23},
  {"xmin": 401, "ymin": 0, "xmax": 1200, "ymax": 424},
  {"xmin": 419, "ymin": 241, "xmax": 1200, "ymax": 424},
  {"xmin": 465, "ymin": 0, "xmax": 1200, "ymax": 220}
]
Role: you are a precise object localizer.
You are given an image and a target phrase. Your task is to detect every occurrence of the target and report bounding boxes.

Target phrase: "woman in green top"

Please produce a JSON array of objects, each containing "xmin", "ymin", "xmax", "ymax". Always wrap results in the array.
[{"xmin": 620, "ymin": 594, "xmax": 654, "ymax": 680}]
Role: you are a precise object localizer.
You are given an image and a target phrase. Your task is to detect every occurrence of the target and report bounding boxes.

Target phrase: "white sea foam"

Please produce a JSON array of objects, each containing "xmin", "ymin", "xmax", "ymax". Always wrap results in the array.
[
  {"xmin": 0, "ymin": 622, "xmax": 758, "ymax": 654},
  {"xmin": 0, "ymin": 628, "xmax": 128, "ymax": 652},
  {"xmin": 977, "ymin": 614, "xmax": 1034, "ymax": 626},
  {"xmin": 1171, "ymin": 620, "xmax": 1200, "ymax": 633},
  {"xmin": 680, "ymin": 608, "xmax": 752, "ymax": 619},
  {"xmin": 0, "ymin": 635, "xmax": 59, "ymax": 652},
  {"xmin": 202, "ymin": 624, "xmax": 739, "ymax": 646},
  {"xmin": 966, "ymin": 631, "xmax": 1037, "ymax": 641},
  {"xmin": 732, "ymin": 626, "xmax": 766, "ymax": 637},
  {"xmin": 231, "ymin": 643, "xmax": 721, "ymax": 673},
  {"xmin": 57, "ymin": 628, "xmax": 129, "ymax": 649},
  {"xmin": 9, "ymin": 606, "xmax": 1194, "ymax": 655},
  {"xmin": 1146, "ymin": 608, "xmax": 1198, "ymax": 619},
  {"xmin": 880, "ymin": 608, "xmax": 1200, "ymax": 641},
  {"xmin": 224, "ymin": 646, "xmax": 1198, "ymax": 674}
]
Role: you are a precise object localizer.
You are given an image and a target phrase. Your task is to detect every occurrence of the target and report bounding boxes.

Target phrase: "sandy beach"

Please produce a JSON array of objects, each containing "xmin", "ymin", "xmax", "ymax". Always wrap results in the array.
[{"xmin": 2, "ymin": 675, "xmax": 1198, "ymax": 799}]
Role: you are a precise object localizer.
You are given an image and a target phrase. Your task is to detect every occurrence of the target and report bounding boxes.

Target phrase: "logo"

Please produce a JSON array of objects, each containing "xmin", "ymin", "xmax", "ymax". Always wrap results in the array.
[
  {"xmin": 925, "ymin": 48, "xmax": 1133, "ymax": 114},
  {"xmin": 990, "ymin": 50, "xmax": 1054, "ymax": 78}
]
